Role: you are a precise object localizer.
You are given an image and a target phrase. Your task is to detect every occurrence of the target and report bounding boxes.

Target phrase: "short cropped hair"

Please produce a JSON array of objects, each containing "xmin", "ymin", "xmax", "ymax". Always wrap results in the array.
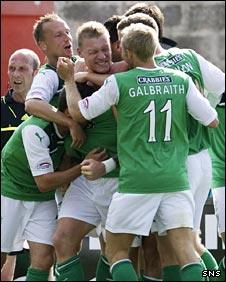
[
  {"xmin": 33, "ymin": 13, "xmax": 63, "ymax": 44},
  {"xmin": 121, "ymin": 23, "xmax": 158, "ymax": 62},
  {"xmin": 117, "ymin": 13, "xmax": 159, "ymax": 34},
  {"xmin": 76, "ymin": 21, "xmax": 110, "ymax": 48},
  {"xmin": 124, "ymin": 3, "xmax": 164, "ymax": 39},
  {"xmin": 9, "ymin": 48, "xmax": 40, "ymax": 70}
]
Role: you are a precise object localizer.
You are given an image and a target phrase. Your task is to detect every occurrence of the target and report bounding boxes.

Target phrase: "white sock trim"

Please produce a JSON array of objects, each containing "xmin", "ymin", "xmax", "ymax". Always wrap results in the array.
[
  {"xmin": 101, "ymin": 255, "xmax": 110, "ymax": 266},
  {"xmin": 57, "ymin": 256, "xmax": 79, "ymax": 271},
  {"xmin": 180, "ymin": 262, "xmax": 202, "ymax": 271},
  {"xmin": 110, "ymin": 259, "xmax": 132, "ymax": 273},
  {"xmin": 143, "ymin": 274, "xmax": 163, "ymax": 281}
]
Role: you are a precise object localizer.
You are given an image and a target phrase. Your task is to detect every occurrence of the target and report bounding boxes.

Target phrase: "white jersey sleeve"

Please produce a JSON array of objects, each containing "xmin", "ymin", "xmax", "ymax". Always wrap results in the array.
[
  {"xmin": 22, "ymin": 125, "xmax": 54, "ymax": 176},
  {"xmin": 26, "ymin": 69, "xmax": 59, "ymax": 102},
  {"xmin": 78, "ymin": 75, "xmax": 119, "ymax": 120},
  {"xmin": 196, "ymin": 53, "xmax": 225, "ymax": 106},
  {"xmin": 186, "ymin": 76, "xmax": 218, "ymax": 126}
]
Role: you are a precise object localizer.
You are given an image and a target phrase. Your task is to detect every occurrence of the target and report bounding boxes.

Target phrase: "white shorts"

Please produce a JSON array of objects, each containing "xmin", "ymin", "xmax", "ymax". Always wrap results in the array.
[
  {"xmin": 106, "ymin": 190, "xmax": 194, "ymax": 236},
  {"xmin": 1, "ymin": 196, "xmax": 57, "ymax": 253},
  {"xmin": 212, "ymin": 187, "xmax": 225, "ymax": 236},
  {"xmin": 58, "ymin": 176, "xmax": 118, "ymax": 227},
  {"xmin": 186, "ymin": 149, "xmax": 212, "ymax": 230}
]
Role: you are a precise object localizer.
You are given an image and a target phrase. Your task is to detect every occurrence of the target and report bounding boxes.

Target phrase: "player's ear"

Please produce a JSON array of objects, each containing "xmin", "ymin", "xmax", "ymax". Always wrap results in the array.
[
  {"xmin": 38, "ymin": 41, "xmax": 47, "ymax": 52},
  {"xmin": 77, "ymin": 47, "xmax": 82, "ymax": 58}
]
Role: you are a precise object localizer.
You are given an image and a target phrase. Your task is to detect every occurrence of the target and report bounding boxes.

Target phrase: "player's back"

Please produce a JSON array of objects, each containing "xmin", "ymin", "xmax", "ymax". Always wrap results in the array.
[
  {"xmin": 114, "ymin": 67, "xmax": 190, "ymax": 193},
  {"xmin": 154, "ymin": 47, "xmax": 208, "ymax": 154}
]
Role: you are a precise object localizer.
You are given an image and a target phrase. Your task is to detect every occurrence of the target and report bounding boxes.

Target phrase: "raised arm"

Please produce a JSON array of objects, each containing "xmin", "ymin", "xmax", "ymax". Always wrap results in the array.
[{"xmin": 57, "ymin": 57, "xmax": 88, "ymax": 124}]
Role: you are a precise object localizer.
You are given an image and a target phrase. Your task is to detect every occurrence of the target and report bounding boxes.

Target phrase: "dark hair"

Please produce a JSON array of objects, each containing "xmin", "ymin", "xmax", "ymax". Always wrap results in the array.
[
  {"xmin": 117, "ymin": 13, "xmax": 158, "ymax": 34},
  {"xmin": 124, "ymin": 3, "xmax": 164, "ymax": 39},
  {"xmin": 57, "ymin": 88, "xmax": 68, "ymax": 112},
  {"xmin": 104, "ymin": 15, "xmax": 123, "ymax": 43}
]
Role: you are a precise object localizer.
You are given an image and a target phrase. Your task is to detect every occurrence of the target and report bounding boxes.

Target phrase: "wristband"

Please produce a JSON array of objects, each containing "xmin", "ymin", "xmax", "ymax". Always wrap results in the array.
[{"xmin": 102, "ymin": 158, "xmax": 117, "ymax": 174}]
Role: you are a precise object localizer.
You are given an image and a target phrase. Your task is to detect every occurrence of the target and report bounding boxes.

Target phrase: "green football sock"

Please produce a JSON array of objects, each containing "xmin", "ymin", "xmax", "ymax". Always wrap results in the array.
[
  {"xmin": 111, "ymin": 259, "xmax": 138, "ymax": 281},
  {"xmin": 163, "ymin": 265, "xmax": 181, "ymax": 281},
  {"xmin": 55, "ymin": 255, "xmax": 85, "ymax": 281},
  {"xmin": 96, "ymin": 255, "xmax": 112, "ymax": 281},
  {"xmin": 180, "ymin": 262, "xmax": 204, "ymax": 281},
  {"xmin": 215, "ymin": 257, "xmax": 225, "ymax": 281},
  {"xmin": 26, "ymin": 267, "xmax": 49, "ymax": 281},
  {"xmin": 201, "ymin": 250, "xmax": 218, "ymax": 271},
  {"xmin": 200, "ymin": 258, "xmax": 209, "ymax": 281}
]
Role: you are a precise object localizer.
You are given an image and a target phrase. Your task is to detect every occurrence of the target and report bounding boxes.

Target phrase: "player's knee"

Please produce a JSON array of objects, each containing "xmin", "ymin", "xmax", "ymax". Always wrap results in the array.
[
  {"xmin": 31, "ymin": 251, "xmax": 54, "ymax": 271},
  {"xmin": 52, "ymin": 230, "xmax": 81, "ymax": 253},
  {"xmin": 52, "ymin": 230, "xmax": 68, "ymax": 250}
]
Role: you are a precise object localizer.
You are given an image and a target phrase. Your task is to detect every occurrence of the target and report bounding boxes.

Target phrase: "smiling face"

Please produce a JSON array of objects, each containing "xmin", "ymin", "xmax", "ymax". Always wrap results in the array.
[
  {"xmin": 77, "ymin": 34, "xmax": 111, "ymax": 74},
  {"xmin": 8, "ymin": 53, "xmax": 36, "ymax": 95},
  {"xmin": 39, "ymin": 19, "xmax": 73, "ymax": 64}
]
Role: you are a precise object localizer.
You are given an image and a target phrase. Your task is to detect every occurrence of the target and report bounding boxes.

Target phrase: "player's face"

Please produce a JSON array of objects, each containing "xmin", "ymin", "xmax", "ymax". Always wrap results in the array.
[
  {"xmin": 8, "ymin": 54, "xmax": 35, "ymax": 95},
  {"xmin": 41, "ymin": 20, "xmax": 73, "ymax": 59},
  {"xmin": 111, "ymin": 41, "xmax": 122, "ymax": 62},
  {"xmin": 78, "ymin": 35, "xmax": 111, "ymax": 74}
]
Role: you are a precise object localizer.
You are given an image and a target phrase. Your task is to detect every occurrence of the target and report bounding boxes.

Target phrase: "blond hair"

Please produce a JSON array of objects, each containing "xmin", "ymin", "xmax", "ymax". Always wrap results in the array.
[
  {"xmin": 77, "ymin": 21, "xmax": 110, "ymax": 48},
  {"xmin": 121, "ymin": 23, "xmax": 158, "ymax": 62},
  {"xmin": 33, "ymin": 13, "xmax": 63, "ymax": 43}
]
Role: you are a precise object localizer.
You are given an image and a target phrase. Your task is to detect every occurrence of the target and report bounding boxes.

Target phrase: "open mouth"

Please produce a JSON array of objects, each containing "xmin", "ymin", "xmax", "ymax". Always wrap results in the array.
[
  {"xmin": 13, "ymin": 81, "xmax": 22, "ymax": 85},
  {"xmin": 64, "ymin": 44, "xmax": 72, "ymax": 50},
  {"xmin": 97, "ymin": 61, "xmax": 109, "ymax": 66}
]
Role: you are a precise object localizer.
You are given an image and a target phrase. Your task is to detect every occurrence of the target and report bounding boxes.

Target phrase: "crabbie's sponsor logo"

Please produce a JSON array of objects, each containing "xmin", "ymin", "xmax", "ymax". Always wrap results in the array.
[
  {"xmin": 37, "ymin": 162, "xmax": 51, "ymax": 170},
  {"xmin": 82, "ymin": 98, "xmax": 89, "ymax": 109},
  {"xmin": 137, "ymin": 75, "xmax": 172, "ymax": 84}
]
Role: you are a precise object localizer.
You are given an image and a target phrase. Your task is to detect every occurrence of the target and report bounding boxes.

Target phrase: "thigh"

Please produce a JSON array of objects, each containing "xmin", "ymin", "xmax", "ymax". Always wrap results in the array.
[
  {"xmin": 58, "ymin": 177, "xmax": 101, "ymax": 226},
  {"xmin": 25, "ymin": 200, "xmax": 58, "ymax": 246},
  {"xmin": 156, "ymin": 190, "xmax": 194, "ymax": 234},
  {"xmin": 106, "ymin": 192, "xmax": 161, "ymax": 236},
  {"xmin": 55, "ymin": 217, "xmax": 96, "ymax": 244},
  {"xmin": 1, "ymin": 196, "xmax": 29, "ymax": 253}
]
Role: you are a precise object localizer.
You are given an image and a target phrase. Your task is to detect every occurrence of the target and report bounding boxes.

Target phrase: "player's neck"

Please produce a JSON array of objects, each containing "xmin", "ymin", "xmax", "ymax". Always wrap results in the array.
[
  {"xmin": 12, "ymin": 91, "xmax": 26, "ymax": 104},
  {"xmin": 46, "ymin": 58, "xmax": 57, "ymax": 69},
  {"xmin": 134, "ymin": 58, "xmax": 157, "ymax": 69}
]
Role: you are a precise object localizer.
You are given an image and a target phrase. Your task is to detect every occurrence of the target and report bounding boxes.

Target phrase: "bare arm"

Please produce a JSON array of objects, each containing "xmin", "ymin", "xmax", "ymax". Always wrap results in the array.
[
  {"xmin": 80, "ymin": 157, "xmax": 117, "ymax": 180},
  {"xmin": 73, "ymin": 60, "xmax": 129, "ymax": 87},
  {"xmin": 65, "ymin": 80, "xmax": 88, "ymax": 124},
  {"xmin": 207, "ymin": 119, "xmax": 219, "ymax": 128},
  {"xmin": 25, "ymin": 99, "xmax": 73, "ymax": 127},
  {"xmin": 57, "ymin": 57, "xmax": 88, "ymax": 124},
  {"xmin": 34, "ymin": 163, "xmax": 81, "ymax": 193},
  {"xmin": 25, "ymin": 99, "xmax": 86, "ymax": 148},
  {"xmin": 34, "ymin": 147, "xmax": 108, "ymax": 192}
]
